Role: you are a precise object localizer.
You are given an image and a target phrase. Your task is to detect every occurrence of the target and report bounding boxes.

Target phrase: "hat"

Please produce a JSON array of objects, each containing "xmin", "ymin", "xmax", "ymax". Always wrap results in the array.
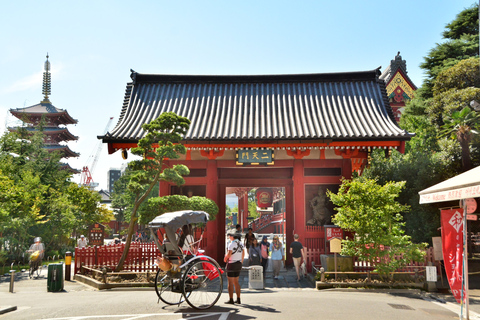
[
  {"xmin": 262, "ymin": 235, "xmax": 268, "ymax": 240},
  {"xmin": 228, "ymin": 232, "xmax": 242, "ymax": 240},
  {"xmin": 80, "ymin": 235, "xmax": 85, "ymax": 238}
]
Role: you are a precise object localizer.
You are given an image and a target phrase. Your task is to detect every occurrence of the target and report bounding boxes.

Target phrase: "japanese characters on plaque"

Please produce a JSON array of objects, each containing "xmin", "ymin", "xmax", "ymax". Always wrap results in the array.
[
  {"xmin": 88, "ymin": 223, "xmax": 105, "ymax": 246},
  {"xmin": 236, "ymin": 149, "xmax": 274, "ymax": 166}
]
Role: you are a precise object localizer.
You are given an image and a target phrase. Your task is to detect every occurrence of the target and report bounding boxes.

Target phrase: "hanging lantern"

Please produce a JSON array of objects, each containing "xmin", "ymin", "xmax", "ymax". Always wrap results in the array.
[{"xmin": 256, "ymin": 188, "xmax": 273, "ymax": 208}]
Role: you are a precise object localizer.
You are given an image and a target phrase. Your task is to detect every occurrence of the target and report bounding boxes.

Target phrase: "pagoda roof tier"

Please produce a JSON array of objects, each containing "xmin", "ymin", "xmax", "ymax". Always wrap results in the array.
[
  {"xmin": 10, "ymin": 102, "xmax": 78, "ymax": 125},
  {"xmin": 8, "ymin": 126, "xmax": 78, "ymax": 141},
  {"xmin": 100, "ymin": 69, "xmax": 413, "ymax": 150},
  {"xmin": 45, "ymin": 144, "xmax": 80, "ymax": 158},
  {"xmin": 60, "ymin": 162, "xmax": 81, "ymax": 174}
]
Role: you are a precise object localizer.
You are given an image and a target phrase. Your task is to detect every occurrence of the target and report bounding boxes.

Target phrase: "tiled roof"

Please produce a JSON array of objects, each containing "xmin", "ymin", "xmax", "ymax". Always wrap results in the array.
[
  {"xmin": 101, "ymin": 69, "xmax": 412, "ymax": 144},
  {"xmin": 380, "ymin": 52, "xmax": 417, "ymax": 90},
  {"xmin": 10, "ymin": 102, "xmax": 78, "ymax": 125}
]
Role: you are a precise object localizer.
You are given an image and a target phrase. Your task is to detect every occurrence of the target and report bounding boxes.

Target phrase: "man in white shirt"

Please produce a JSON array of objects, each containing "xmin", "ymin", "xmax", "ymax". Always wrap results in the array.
[
  {"xmin": 224, "ymin": 232, "xmax": 245, "ymax": 304},
  {"xmin": 77, "ymin": 235, "xmax": 88, "ymax": 248}
]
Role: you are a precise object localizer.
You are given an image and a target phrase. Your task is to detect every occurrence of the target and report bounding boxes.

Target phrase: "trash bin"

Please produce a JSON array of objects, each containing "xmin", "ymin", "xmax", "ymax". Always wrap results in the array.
[
  {"xmin": 248, "ymin": 266, "xmax": 264, "ymax": 289},
  {"xmin": 47, "ymin": 263, "xmax": 64, "ymax": 292}
]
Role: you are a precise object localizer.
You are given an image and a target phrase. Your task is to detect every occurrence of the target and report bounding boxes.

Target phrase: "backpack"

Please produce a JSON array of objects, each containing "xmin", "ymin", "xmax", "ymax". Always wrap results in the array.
[{"xmin": 261, "ymin": 243, "xmax": 268, "ymax": 259}]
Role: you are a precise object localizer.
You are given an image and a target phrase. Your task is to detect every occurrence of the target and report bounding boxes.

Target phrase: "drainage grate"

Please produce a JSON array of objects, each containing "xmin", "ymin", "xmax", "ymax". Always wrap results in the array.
[{"xmin": 388, "ymin": 304, "xmax": 415, "ymax": 310}]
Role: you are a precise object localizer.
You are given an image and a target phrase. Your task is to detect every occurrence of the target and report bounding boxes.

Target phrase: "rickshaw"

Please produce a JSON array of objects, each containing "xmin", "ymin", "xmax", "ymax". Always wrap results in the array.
[{"xmin": 148, "ymin": 210, "xmax": 223, "ymax": 310}]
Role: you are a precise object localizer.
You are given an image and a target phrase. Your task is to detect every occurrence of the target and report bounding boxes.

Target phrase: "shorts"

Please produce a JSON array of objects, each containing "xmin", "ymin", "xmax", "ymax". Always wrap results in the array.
[
  {"xmin": 226, "ymin": 261, "xmax": 243, "ymax": 277},
  {"xmin": 293, "ymin": 257, "xmax": 301, "ymax": 268}
]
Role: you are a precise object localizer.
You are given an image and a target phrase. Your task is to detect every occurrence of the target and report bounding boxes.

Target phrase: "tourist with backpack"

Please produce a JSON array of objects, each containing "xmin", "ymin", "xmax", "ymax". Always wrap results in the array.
[{"xmin": 259, "ymin": 235, "xmax": 270, "ymax": 277}]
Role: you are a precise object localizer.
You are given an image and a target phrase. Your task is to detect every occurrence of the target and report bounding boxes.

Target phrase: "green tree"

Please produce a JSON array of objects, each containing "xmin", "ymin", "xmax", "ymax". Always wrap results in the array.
[
  {"xmin": 140, "ymin": 195, "xmax": 218, "ymax": 224},
  {"xmin": 115, "ymin": 112, "xmax": 190, "ymax": 271},
  {"xmin": 419, "ymin": 4, "xmax": 479, "ymax": 98},
  {"xmin": 327, "ymin": 177, "xmax": 426, "ymax": 278},
  {"xmin": 440, "ymin": 106, "xmax": 480, "ymax": 171}
]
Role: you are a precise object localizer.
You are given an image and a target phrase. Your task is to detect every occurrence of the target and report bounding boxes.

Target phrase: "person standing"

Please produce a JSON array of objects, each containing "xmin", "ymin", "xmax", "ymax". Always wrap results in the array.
[
  {"xmin": 289, "ymin": 234, "xmax": 306, "ymax": 281},
  {"xmin": 270, "ymin": 235, "xmax": 284, "ymax": 279},
  {"xmin": 259, "ymin": 236, "xmax": 270, "ymax": 277},
  {"xmin": 244, "ymin": 228, "xmax": 255, "ymax": 250},
  {"xmin": 77, "ymin": 235, "xmax": 88, "ymax": 248},
  {"xmin": 248, "ymin": 238, "xmax": 262, "ymax": 266},
  {"xmin": 224, "ymin": 232, "xmax": 245, "ymax": 304}
]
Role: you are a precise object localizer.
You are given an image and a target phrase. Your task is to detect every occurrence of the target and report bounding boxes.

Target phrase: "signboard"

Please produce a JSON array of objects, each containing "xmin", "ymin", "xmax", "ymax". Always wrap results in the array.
[
  {"xmin": 432, "ymin": 237, "xmax": 443, "ymax": 261},
  {"xmin": 461, "ymin": 198, "xmax": 477, "ymax": 214},
  {"xmin": 426, "ymin": 266, "xmax": 437, "ymax": 282},
  {"xmin": 326, "ymin": 227, "xmax": 343, "ymax": 241},
  {"xmin": 89, "ymin": 223, "xmax": 105, "ymax": 246},
  {"xmin": 330, "ymin": 238, "xmax": 342, "ymax": 253},
  {"xmin": 441, "ymin": 209, "xmax": 465, "ymax": 303},
  {"xmin": 420, "ymin": 185, "xmax": 480, "ymax": 204},
  {"xmin": 467, "ymin": 214, "xmax": 478, "ymax": 221},
  {"xmin": 236, "ymin": 149, "xmax": 274, "ymax": 166}
]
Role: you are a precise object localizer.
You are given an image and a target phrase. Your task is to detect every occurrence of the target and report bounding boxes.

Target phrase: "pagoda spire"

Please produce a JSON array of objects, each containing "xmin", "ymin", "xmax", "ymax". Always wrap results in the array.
[{"xmin": 41, "ymin": 53, "xmax": 51, "ymax": 103}]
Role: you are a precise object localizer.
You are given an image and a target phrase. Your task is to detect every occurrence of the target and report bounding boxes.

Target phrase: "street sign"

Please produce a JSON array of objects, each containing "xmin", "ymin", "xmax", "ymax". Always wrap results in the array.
[
  {"xmin": 326, "ymin": 227, "xmax": 343, "ymax": 241},
  {"xmin": 460, "ymin": 198, "xmax": 477, "ymax": 214},
  {"xmin": 467, "ymin": 214, "xmax": 478, "ymax": 221}
]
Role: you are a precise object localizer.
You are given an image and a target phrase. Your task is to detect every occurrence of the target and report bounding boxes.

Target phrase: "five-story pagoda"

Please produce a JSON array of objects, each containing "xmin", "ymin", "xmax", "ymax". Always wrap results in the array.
[{"xmin": 9, "ymin": 55, "xmax": 79, "ymax": 171}]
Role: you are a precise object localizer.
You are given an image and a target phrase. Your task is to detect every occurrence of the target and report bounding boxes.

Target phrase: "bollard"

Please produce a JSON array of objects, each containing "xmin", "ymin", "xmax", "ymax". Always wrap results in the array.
[
  {"xmin": 320, "ymin": 267, "xmax": 325, "ymax": 282},
  {"xmin": 9, "ymin": 270, "xmax": 15, "ymax": 293},
  {"xmin": 65, "ymin": 252, "xmax": 72, "ymax": 281}
]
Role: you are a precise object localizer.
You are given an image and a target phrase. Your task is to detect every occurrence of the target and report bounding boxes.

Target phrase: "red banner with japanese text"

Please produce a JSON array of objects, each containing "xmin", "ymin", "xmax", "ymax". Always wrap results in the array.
[{"xmin": 441, "ymin": 208, "xmax": 465, "ymax": 303}]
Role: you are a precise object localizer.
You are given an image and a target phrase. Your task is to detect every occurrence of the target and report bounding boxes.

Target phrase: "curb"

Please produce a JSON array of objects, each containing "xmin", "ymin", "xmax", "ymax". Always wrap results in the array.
[
  {"xmin": 74, "ymin": 274, "xmax": 154, "ymax": 290},
  {"xmin": 0, "ymin": 306, "xmax": 17, "ymax": 315},
  {"xmin": 316, "ymin": 281, "xmax": 425, "ymax": 290}
]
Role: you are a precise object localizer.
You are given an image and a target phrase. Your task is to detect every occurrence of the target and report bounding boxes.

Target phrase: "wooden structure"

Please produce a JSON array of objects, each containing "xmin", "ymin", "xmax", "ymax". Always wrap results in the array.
[
  {"xmin": 100, "ymin": 69, "xmax": 413, "ymax": 263},
  {"xmin": 9, "ymin": 55, "xmax": 79, "ymax": 171},
  {"xmin": 379, "ymin": 52, "xmax": 417, "ymax": 122}
]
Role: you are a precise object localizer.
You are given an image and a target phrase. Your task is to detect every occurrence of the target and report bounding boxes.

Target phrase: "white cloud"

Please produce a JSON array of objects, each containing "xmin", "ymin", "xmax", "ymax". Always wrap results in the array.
[
  {"xmin": 1, "ymin": 71, "xmax": 43, "ymax": 95},
  {"xmin": 1, "ymin": 63, "xmax": 64, "ymax": 95}
]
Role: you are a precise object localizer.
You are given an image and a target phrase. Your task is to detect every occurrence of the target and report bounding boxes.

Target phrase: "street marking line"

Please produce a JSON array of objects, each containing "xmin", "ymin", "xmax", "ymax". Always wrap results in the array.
[
  {"xmin": 40, "ymin": 313, "xmax": 230, "ymax": 320},
  {"xmin": 432, "ymin": 301, "xmax": 480, "ymax": 320}
]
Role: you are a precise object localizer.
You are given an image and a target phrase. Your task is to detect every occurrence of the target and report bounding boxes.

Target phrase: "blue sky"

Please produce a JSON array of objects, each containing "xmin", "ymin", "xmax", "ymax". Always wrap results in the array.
[{"xmin": 0, "ymin": 1, "xmax": 475, "ymax": 190}]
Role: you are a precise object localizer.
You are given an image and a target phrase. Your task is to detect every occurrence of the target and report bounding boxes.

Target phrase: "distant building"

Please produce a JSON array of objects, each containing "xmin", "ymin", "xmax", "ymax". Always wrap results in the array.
[
  {"xmin": 108, "ymin": 168, "xmax": 121, "ymax": 194},
  {"xmin": 380, "ymin": 52, "xmax": 417, "ymax": 122},
  {"xmin": 8, "ymin": 55, "xmax": 79, "ymax": 173}
]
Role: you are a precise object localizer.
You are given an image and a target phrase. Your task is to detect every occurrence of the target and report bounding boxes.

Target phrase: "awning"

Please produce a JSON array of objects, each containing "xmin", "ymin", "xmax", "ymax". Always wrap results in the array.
[{"xmin": 418, "ymin": 166, "xmax": 480, "ymax": 204}]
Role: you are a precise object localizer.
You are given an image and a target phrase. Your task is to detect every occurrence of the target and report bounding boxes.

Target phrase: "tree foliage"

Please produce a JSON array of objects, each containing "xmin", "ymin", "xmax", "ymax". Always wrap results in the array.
[
  {"xmin": 419, "ymin": 4, "xmax": 479, "ymax": 98},
  {"xmin": 328, "ymin": 177, "xmax": 426, "ymax": 278},
  {"xmin": 114, "ymin": 112, "xmax": 191, "ymax": 271},
  {"xmin": 0, "ymin": 127, "xmax": 112, "ymax": 261},
  {"xmin": 140, "ymin": 195, "xmax": 218, "ymax": 224}
]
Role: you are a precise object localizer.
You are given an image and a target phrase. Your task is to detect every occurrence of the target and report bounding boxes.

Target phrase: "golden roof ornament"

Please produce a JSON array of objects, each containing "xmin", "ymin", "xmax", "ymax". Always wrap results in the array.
[{"xmin": 41, "ymin": 53, "xmax": 51, "ymax": 103}]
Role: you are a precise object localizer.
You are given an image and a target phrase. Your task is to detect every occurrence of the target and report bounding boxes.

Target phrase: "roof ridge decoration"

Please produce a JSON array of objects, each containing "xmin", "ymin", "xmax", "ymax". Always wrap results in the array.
[{"xmin": 41, "ymin": 53, "xmax": 51, "ymax": 104}]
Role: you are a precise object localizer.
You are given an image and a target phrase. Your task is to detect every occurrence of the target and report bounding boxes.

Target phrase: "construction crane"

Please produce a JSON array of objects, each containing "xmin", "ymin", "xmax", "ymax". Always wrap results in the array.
[{"xmin": 80, "ymin": 117, "xmax": 114, "ymax": 188}]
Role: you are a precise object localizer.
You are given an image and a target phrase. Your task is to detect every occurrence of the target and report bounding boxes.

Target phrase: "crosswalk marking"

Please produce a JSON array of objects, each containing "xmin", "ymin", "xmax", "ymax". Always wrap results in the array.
[{"xmin": 40, "ymin": 313, "xmax": 230, "ymax": 320}]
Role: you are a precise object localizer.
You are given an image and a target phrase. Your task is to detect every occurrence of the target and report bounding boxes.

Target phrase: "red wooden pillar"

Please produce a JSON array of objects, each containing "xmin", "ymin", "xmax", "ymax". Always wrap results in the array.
[
  {"xmin": 242, "ymin": 193, "xmax": 249, "ymax": 231},
  {"xmin": 205, "ymin": 160, "xmax": 221, "ymax": 262},
  {"xmin": 285, "ymin": 184, "xmax": 294, "ymax": 264},
  {"xmin": 290, "ymin": 159, "xmax": 305, "ymax": 264},
  {"xmin": 342, "ymin": 159, "xmax": 352, "ymax": 179}
]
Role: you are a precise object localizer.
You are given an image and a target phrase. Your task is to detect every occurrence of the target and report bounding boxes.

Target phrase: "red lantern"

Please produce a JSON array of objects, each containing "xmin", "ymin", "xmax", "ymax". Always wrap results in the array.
[{"xmin": 256, "ymin": 188, "xmax": 273, "ymax": 208}]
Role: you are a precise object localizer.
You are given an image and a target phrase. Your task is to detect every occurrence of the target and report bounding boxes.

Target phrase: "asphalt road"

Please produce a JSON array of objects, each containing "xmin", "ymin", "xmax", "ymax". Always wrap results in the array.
[{"xmin": 1, "ymin": 270, "xmax": 480, "ymax": 320}]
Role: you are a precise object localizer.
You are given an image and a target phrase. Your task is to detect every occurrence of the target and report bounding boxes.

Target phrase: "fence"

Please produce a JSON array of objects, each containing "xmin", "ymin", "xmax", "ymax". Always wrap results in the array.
[
  {"xmin": 74, "ymin": 242, "xmax": 160, "ymax": 274},
  {"xmin": 305, "ymin": 246, "xmax": 438, "ymax": 274}
]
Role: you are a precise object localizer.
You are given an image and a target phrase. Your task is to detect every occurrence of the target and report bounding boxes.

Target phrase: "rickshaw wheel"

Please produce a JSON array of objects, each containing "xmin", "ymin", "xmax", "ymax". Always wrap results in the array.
[
  {"xmin": 182, "ymin": 259, "xmax": 223, "ymax": 310},
  {"xmin": 155, "ymin": 269, "xmax": 186, "ymax": 305}
]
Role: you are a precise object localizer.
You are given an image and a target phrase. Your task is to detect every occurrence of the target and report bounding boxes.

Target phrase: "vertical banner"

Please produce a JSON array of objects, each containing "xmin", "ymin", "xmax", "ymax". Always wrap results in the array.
[{"xmin": 441, "ymin": 208, "xmax": 465, "ymax": 303}]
